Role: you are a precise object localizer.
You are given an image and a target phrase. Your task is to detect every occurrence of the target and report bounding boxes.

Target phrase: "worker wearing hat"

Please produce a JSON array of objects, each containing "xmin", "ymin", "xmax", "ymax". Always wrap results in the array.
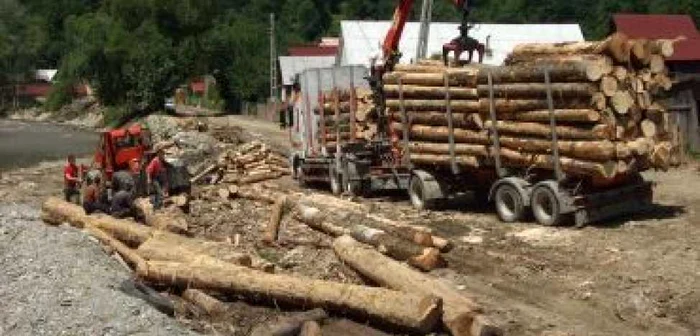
[{"xmin": 146, "ymin": 145, "xmax": 169, "ymax": 209}]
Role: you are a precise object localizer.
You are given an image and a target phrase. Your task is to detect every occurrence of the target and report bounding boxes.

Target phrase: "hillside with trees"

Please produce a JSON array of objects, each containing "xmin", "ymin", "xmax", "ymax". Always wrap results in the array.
[{"xmin": 1, "ymin": 0, "xmax": 698, "ymax": 114}]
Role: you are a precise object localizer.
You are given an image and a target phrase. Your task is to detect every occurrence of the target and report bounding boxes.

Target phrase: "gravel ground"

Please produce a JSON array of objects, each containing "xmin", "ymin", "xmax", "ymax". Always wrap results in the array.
[{"xmin": 0, "ymin": 203, "xmax": 197, "ymax": 336}]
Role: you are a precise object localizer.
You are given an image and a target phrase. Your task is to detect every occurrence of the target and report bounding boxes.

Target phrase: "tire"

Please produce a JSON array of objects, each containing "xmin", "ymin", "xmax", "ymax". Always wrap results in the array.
[
  {"xmin": 409, "ymin": 174, "xmax": 437, "ymax": 211},
  {"xmin": 531, "ymin": 185, "xmax": 563, "ymax": 226},
  {"xmin": 344, "ymin": 162, "xmax": 364, "ymax": 196},
  {"xmin": 329, "ymin": 165, "xmax": 342, "ymax": 195},
  {"xmin": 494, "ymin": 183, "xmax": 525, "ymax": 223}
]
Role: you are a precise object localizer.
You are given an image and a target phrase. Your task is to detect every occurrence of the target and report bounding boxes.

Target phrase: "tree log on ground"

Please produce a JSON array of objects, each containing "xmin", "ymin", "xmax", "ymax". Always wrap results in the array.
[
  {"xmin": 250, "ymin": 309, "xmax": 328, "ymax": 336},
  {"xmin": 182, "ymin": 289, "xmax": 227, "ymax": 316},
  {"xmin": 650, "ymin": 39, "xmax": 676, "ymax": 58},
  {"xmin": 630, "ymin": 39, "xmax": 651, "ymax": 65},
  {"xmin": 333, "ymin": 235, "xmax": 501, "ymax": 336},
  {"xmin": 476, "ymin": 82, "xmax": 597, "ymax": 99},
  {"xmin": 611, "ymin": 91, "xmax": 635, "ymax": 115},
  {"xmin": 350, "ymin": 225, "xmax": 445, "ymax": 271},
  {"xmin": 133, "ymin": 198, "xmax": 188, "ymax": 234},
  {"xmin": 263, "ymin": 195, "xmax": 288, "ymax": 244},
  {"xmin": 294, "ymin": 203, "xmax": 350, "ymax": 237},
  {"xmin": 240, "ymin": 171, "xmax": 283, "ymax": 184},
  {"xmin": 136, "ymin": 232, "xmax": 253, "ymax": 268},
  {"xmin": 83, "ymin": 225, "xmax": 147, "ymax": 272},
  {"xmin": 138, "ymin": 261, "xmax": 442, "ymax": 333},
  {"xmin": 41, "ymin": 197, "xmax": 152, "ymax": 246},
  {"xmin": 384, "ymin": 85, "xmax": 478, "ymax": 100},
  {"xmin": 299, "ymin": 321, "xmax": 322, "ymax": 336}
]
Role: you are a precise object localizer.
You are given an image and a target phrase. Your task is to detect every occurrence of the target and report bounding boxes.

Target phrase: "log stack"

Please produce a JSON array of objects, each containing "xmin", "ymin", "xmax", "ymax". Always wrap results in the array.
[
  {"xmin": 214, "ymin": 140, "xmax": 290, "ymax": 185},
  {"xmin": 372, "ymin": 33, "xmax": 681, "ymax": 181},
  {"xmin": 317, "ymin": 88, "xmax": 374, "ymax": 151}
]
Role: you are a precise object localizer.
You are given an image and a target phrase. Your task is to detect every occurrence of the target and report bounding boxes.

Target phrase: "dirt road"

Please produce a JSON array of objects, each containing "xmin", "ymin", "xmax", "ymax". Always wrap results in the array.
[{"xmin": 211, "ymin": 115, "xmax": 700, "ymax": 336}]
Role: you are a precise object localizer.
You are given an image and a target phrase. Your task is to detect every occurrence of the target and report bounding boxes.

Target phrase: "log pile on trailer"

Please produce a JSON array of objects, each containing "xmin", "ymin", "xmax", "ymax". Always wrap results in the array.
[
  {"xmin": 316, "ymin": 88, "xmax": 374, "ymax": 151},
  {"xmin": 371, "ymin": 33, "xmax": 681, "ymax": 181}
]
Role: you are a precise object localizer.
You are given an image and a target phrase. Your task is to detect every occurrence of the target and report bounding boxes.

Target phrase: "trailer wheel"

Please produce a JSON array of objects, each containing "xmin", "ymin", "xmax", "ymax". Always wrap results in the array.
[
  {"xmin": 329, "ymin": 165, "xmax": 342, "ymax": 195},
  {"xmin": 531, "ymin": 185, "xmax": 563, "ymax": 226},
  {"xmin": 409, "ymin": 174, "xmax": 437, "ymax": 210},
  {"xmin": 494, "ymin": 183, "xmax": 525, "ymax": 223}
]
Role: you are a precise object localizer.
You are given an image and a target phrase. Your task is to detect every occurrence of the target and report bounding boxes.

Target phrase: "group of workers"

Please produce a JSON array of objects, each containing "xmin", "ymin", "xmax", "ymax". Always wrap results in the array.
[{"xmin": 63, "ymin": 147, "xmax": 170, "ymax": 218}]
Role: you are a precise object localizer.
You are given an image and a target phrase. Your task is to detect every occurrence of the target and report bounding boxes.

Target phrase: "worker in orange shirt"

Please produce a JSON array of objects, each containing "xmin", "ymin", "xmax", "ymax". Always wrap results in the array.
[
  {"xmin": 64, "ymin": 154, "xmax": 81, "ymax": 203},
  {"xmin": 146, "ymin": 147, "xmax": 169, "ymax": 209}
]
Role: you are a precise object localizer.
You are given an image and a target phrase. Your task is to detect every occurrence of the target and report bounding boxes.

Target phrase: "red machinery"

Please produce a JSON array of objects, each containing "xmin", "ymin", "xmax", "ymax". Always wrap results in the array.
[{"xmin": 93, "ymin": 124, "xmax": 152, "ymax": 181}]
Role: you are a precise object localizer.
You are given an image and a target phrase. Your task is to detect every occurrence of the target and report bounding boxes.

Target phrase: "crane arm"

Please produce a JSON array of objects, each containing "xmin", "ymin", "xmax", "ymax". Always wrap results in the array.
[{"xmin": 381, "ymin": 0, "xmax": 467, "ymax": 61}]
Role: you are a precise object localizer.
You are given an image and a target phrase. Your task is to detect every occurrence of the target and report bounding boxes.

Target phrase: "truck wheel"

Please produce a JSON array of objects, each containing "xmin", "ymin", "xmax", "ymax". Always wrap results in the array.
[
  {"xmin": 531, "ymin": 185, "xmax": 563, "ymax": 226},
  {"xmin": 344, "ymin": 163, "xmax": 364, "ymax": 196},
  {"xmin": 494, "ymin": 183, "xmax": 525, "ymax": 223},
  {"xmin": 409, "ymin": 174, "xmax": 437, "ymax": 211},
  {"xmin": 329, "ymin": 165, "xmax": 342, "ymax": 195}
]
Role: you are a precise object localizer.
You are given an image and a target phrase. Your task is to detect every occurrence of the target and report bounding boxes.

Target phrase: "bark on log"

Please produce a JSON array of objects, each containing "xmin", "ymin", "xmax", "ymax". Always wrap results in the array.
[
  {"xmin": 383, "ymin": 71, "xmax": 478, "ymax": 87},
  {"xmin": 240, "ymin": 171, "xmax": 283, "ymax": 184},
  {"xmin": 497, "ymin": 137, "xmax": 621, "ymax": 161},
  {"xmin": 392, "ymin": 63, "xmax": 484, "ymax": 74},
  {"xmin": 477, "ymin": 98, "xmax": 590, "ymax": 113},
  {"xmin": 631, "ymin": 39, "xmax": 651, "ymax": 65},
  {"xmin": 600, "ymin": 76, "xmax": 619, "ymax": 97},
  {"xmin": 499, "ymin": 148, "xmax": 618, "ymax": 179},
  {"xmin": 384, "ymin": 84, "xmax": 478, "ymax": 100},
  {"xmin": 83, "ymin": 225, "xmax": 147, "ymax": 272},
  {"xmin": 137, "ymin": 231, "xmax": 253, "ymax": 267},
  {"xmin": 182, "ymin": 289, "xmax": 227, "ymax": 315},
  {"xmin": 350, "ymin": 225, "xmax": 445, "ymax": 271},
  {"xmin": 509, "ymin": 33, "xmax": 630, "ymax": 63},
  {"xmin": 483, "ymin": 120, "xmax": 613, "ymax": 140},
  {"xmin": 250, "ymin": 309, "xmax": 328, "ymax": 336},
  {"xmin": 409, "ymin": 153, "xmax": 483, "ymax": 168},
  {"xmin": 263, "ymin": 195, "xmax": 287, "ymax": 244},
  {"xmin": 333, "ymin": 236, "xmax": 500, "ymax": 336},
  {"xmin": 386, "ymin": 99, "xmax": 480, "ymax": 113},
  {"xmin": 481, "ymin": 57, "xmax": 612, "ymax": 82},
  {"xmin": 294, "ymin": 203, "xmax": 350, "ymax": 237},
  {"xmin": 41, "ymin": 197, "xmax": 152, "ymax": 246},
  {"xmin": 392, "ymin": 123, "xmax": 490, "ymax": 144},
  {"xmin": 395, "ymin": 111, "xmax": 482, "ymax": 128},
  {"xmin": 650, "ymin": 39, "xmax": 675, "ymax": 58},
  {"xmin": 138, "ymin": 261, "xmax": 442, "ymax": 333},
  {"xmin": 133, "ymin": 198, "xmax": 189, "ymax": 234},
  {"xmin": 231, "ymin": 186, "xmax": 279, "ymax": 204},
  {"xmin": 190, "ymin": 164, "xmax": 219, "ymax": 184},
  {"xmin": 492, "ymin": 109, "xmax": 602, "ymax": 123},
  {"xmin": 591, "ymin": 92, "xmax": 607, "ymax": 111},
  {"xmin": 650, "ymin": 142, "xmax": 672, "ymax": 170},
  {"xmin": 476, "ymin": 82, "xmax": 597, "ymax": 99},
  {"xmin": 409, "ymin": 142, "xmax": 489, "ymax": 157},
  {"xmin": 364, "ymin": 214, "xmax": 442, "ymax": 250}
]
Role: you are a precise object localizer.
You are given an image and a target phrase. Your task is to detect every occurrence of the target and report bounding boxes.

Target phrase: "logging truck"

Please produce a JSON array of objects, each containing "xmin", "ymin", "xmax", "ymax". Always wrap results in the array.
[{"xmin": 290, "ymin": 65, "xmax": 412, "ymax": 196}]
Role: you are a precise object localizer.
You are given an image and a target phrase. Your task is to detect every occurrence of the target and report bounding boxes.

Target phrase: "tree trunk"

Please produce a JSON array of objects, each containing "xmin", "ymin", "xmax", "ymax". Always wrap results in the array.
[
  {"xmin": 508, "ymin": 32, "xmax": 630, "ymax": 63},
  {"xmin": 41, "ymin": 197, "xmax": 152, "ymax": 246},
  {"xmin": 384, "ymin": 84, "xmax": 478, "ymax": 100},
  {"xmin": 392, "ymin": 111, "xmax": 481, "ymax": 129},
  {"xmin": 409, "ymin": 142, "xmax": 489, "ymax": 157},
  {"xmin": 477, "ymin": 98, "xmax": 590, "ymax": 113},
  {"xmin": 392, "ymin": 123, "xmax": 490, "ymax": 144},
  {"xmin": 483, "ymin": 120, "xmax": 614, "ymax": 140},
  {"xmin": 476, "ymin": 82, "xmax": 597, "ymax": 99},
  {"xmin": 294, "ymin": 203, "xmax": 351, "ymax": 237},
  {"xmin": 299, "ymin": 321, "xmax": 322, "ymax": 336},
  {"xmin": 182, "ymin": 289, "xmax": 227, "ymax": 316},
  {"xmin": 133, "ymin": 198, "xmax": 189, "ymax": 234},
  {"xmin": 499, "ymin": 148, "xmax": 618, "ymax": 179},
  {"xmin": 492, "ymin": 109, "xmax": 602, "ymax": 123},
  {"xmin": 263, "ymin": 195, "xmax": 288, "ymax": 244},
  {"xmin": 409, "ymin": 153, "xmax": 483, "ymax": 168},
  {"xmin": 600, "ymin": 76, "xmax": 619, "ymax": 97},
  {"xmin": 332, "ymin": 236, "xmax": 501, "ymax": 336},
  {"xmin": 383, "ymin": 71, "xmax": 478, "ymax": 87},
  {"xmin": 138, "ymin": 261, "xmax": 442, "ymax": 333},
  {"xmin": 136, "ymin": 231, "xmax": 253, "ymax": 267},
  {"xmin": 231, "ymin": 186, "xmax": 279, "ymax": 204},
  {"xmin": 483, "ymin": 56, "xmax": 612, "ymax": 82},
  {"xmin": 386, "ymin": 99, "xmax": 480, "ymax": 113},
  {"xmin": 350, "ymin": 225, "xmax": 445, "ymax": 272},
  {"xmin": 497, "ymin": 137, "xmax": 621, "ymax": 161},
  {"xmin": 250, "ymin": 309, "xmax": 328, "ymax": 336}
]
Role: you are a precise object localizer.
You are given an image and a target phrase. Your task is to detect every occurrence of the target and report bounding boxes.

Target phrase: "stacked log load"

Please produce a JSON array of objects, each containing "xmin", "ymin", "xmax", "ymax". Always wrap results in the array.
[
  {"xmin": 315, "ymin": 88, "xmax": 374, "ymax": 150},
  {"xmin": 375, "ymin": 33, "xmax": 681, "ymax": 181}
]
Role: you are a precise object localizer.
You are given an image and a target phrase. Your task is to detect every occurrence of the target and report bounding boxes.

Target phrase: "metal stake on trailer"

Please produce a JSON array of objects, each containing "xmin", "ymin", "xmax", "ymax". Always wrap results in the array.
[
  {"xmin": 349, "ymin": 67, "xmax": 357, "ymax": 142},
  {"xmin": 487, "ymin": 72, "xmax": 505, "ymax": 178},
  {"xmin": 398, "ymin": 77, "xmax": 412, "ymax": 169},
  {"xmin": 317, "ymin": 69, "xmax": 325, "ymax": 154},
  {"xmin": 303, "ymin": 70, "xmax": 313, "ymax": 157},
  {"xmin": 332, "ymin": 68, "xmax": 342, "ymax": 169},
  {"xmin": 444, "ymin": 71, "xmax": 459, "ymax": 174},
  {"xmin": 545, "ymin": 68, "xmax": 564, "ymax": 181}
]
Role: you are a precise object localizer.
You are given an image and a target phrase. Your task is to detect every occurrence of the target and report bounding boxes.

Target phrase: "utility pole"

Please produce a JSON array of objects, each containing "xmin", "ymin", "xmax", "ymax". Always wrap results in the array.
[
  {"xmin": 269, "ymin": 13, "xmax": 279, "ymax": 122},
  {"xmin": 416, "ymin": 0, "xmax": 433, "ymax": 62}
]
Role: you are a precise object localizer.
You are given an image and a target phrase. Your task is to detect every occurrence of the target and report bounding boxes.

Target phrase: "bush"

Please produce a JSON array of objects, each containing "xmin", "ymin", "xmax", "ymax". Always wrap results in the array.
[{"xmin": 102, "ymin": 106, "xmax": 134, "ymax": 128}]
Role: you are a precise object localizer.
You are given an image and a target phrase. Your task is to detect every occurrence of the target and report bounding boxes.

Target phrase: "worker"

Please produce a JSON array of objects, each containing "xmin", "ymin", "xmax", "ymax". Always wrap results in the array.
[
  {"xmin": 111, "ymin": 184, "xmax": 134, "ymax": 219},
  {"xmin": 146, "ymin": 147, "xmax": 169, "ymax": 209},
  {"xmin": 63, "ymin": 154, "xmax": 81, "ymax": 203},
  {"xmin": 83, "ymin": 176, "xmax": 109, "ymax": 214}
]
